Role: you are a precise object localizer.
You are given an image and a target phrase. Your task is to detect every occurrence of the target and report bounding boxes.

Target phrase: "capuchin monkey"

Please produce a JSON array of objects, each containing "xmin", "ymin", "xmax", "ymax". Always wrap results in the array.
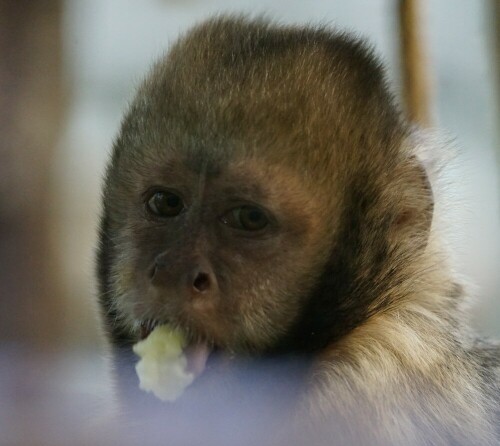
[{"xmin": 96, "ymin": 16, "xmax": 500, "ymax": 445}]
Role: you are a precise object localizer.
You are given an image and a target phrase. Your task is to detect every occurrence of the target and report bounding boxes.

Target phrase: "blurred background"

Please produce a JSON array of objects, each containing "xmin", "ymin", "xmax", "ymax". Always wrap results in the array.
[{"xmin": 1, "ymin": 0, "xmax": 499, "ymax": 444}]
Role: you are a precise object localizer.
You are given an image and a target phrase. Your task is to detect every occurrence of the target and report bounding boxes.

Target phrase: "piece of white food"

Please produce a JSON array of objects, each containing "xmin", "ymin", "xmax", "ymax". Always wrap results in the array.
[{"xmin": 133, "ymin": 324, "xmax": 194, "ymax": 402}]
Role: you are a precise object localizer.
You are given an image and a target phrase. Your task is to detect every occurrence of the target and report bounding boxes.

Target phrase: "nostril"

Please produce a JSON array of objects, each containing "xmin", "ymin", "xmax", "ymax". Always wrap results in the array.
[{"xmin": 192, "ymin": 272, "xmax": 210, "ymax": 293}]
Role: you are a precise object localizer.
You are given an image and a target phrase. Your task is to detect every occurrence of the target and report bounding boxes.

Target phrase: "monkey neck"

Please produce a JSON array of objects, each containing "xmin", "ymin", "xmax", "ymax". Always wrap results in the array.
[{"xmin": 272, "ymin": 243, "xmax": 459, "ymax": 357}]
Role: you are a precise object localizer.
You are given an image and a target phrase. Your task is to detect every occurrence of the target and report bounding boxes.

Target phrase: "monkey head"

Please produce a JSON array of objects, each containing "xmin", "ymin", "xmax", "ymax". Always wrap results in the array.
[{"xmin": 97, "ymin": 17, "xmax": 433, "ymax": 361}]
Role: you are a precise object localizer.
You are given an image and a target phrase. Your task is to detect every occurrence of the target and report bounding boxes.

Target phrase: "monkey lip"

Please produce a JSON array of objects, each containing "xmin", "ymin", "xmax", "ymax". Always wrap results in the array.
[
  {"xmin": 139, "ymin": 319, "xmax": 160, "ymax": 340},
  {"xmin": 139, "ymin": 319, "xmax": 212, "ymax": 378}
]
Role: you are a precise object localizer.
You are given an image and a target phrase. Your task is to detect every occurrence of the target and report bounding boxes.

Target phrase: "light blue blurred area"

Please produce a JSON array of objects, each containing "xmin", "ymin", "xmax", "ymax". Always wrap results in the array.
[{"xmin": 56, "ymin": 0, "xmax": 500, "ymax": 351}]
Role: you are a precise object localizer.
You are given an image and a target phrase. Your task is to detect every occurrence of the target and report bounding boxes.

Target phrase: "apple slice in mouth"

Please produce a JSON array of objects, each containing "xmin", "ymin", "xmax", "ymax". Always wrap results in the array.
[{"xmin": 138, "ymin": 320, "xmax": 212, "ymax": 380}]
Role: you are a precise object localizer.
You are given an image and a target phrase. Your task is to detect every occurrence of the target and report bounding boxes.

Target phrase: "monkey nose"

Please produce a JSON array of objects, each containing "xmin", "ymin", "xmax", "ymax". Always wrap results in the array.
[
  {"xmin": 150, "ymin": 253, "xmax": 218, "ymax": 297},
  {"xmin": 192, "ymin": 272, "xmax": 210, "ymax": 292},
  {"xmin": 188, "ymin": 266, "xmax": 216, "ymax": 296}
]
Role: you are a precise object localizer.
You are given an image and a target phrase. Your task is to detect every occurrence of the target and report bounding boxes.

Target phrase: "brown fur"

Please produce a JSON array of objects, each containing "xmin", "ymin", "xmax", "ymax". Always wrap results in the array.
[{"xmin": 97, "ymin": 16, "xmax": 500, "ymax": 444}]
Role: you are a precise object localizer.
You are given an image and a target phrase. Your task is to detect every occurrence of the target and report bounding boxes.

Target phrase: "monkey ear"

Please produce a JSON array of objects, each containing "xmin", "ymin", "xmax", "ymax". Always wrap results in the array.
[{"xmin": 392, "ymin": 157, "xmax": 434, "ymax": 243}]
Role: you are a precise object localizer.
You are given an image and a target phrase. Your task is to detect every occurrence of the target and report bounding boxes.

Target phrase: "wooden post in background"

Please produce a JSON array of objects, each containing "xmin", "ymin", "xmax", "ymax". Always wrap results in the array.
[
  {"xmin": 0, "ymin": 0, "xmax": 65, "ymax": 349},
  {"xmin": 398, "ymin": 0, "xmax": 433, "ymax": 127}
]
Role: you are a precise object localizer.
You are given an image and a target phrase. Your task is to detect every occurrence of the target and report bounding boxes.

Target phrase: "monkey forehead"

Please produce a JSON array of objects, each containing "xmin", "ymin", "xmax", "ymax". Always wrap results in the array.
[{"xmin": 124, "ymin": 17, "xmax": 406, "ymax": 164}]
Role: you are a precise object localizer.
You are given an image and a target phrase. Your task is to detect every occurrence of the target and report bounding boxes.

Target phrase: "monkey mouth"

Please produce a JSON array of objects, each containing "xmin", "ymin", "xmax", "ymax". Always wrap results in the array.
[{"xmin": 138, "ymin": 319, "xmax": 212, "ymax": 378}]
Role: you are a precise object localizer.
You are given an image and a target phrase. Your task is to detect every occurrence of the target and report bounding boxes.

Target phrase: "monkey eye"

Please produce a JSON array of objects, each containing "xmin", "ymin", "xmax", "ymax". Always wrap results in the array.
[
  {"xmin": 221, "ymin": 205, "xmax": 269, "ymax": 231},
  {"xmin": 146, "ymin": 190, "xmax": 184, "ymax": 217}
]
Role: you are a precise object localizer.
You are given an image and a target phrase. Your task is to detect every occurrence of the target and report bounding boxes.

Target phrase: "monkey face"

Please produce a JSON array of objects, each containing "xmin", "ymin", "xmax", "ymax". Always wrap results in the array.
[
  {"xmin": 99, "ymin": 16, "xmax": 434, "ymax": 368},
  {"xmin": 106, "ymin": 156, "xmax": 333, "ymax": 355}
]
